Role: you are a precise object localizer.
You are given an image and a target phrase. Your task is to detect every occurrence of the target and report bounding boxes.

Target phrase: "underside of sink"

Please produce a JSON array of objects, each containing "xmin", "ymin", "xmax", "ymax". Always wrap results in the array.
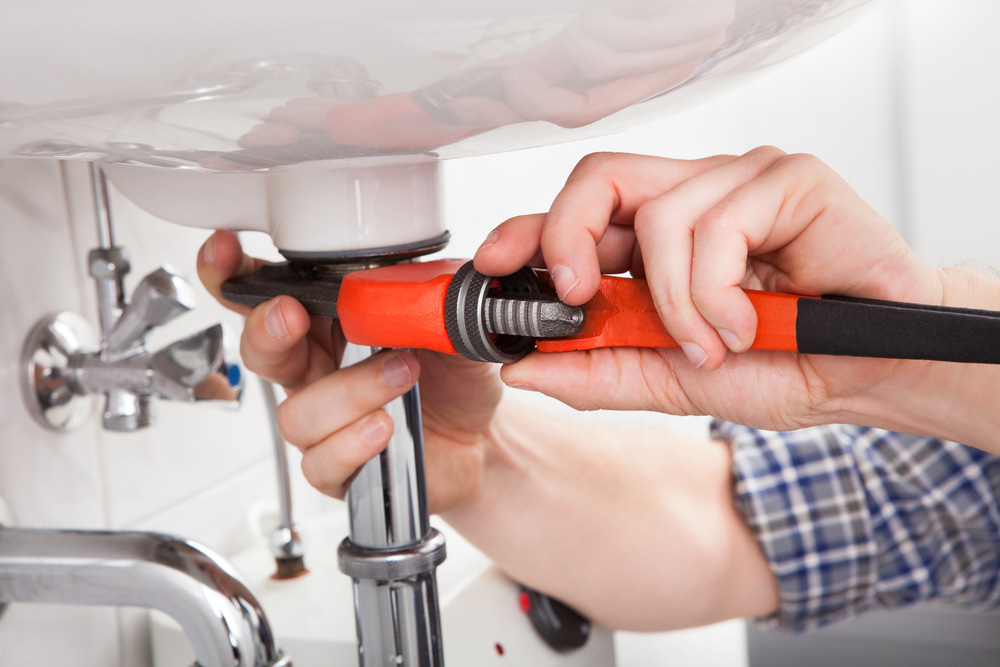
[{"xmin": 0, "ymin": 0, "xmax": 872, "ymax": 171}]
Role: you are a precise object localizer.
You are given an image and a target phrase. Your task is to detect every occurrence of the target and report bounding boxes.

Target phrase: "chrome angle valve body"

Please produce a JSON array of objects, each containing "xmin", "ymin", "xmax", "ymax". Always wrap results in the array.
[
  {"xmin": 22, "ymin": 256, "xmax": 241, "ymax": 432},
  {"xmin": 21, "ymin": 165, "xmax": 241, "ymax": 432}
]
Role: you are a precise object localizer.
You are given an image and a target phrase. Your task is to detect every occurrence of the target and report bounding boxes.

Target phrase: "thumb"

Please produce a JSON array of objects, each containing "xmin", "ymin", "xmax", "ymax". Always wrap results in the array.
[{"xmin": 500, "ymin": 348, "xmax": 694, "ymax": 413}]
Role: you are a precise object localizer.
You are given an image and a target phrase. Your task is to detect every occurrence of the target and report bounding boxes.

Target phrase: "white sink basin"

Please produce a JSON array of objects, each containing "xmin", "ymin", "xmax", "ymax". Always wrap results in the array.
[
  {"xmin": 1, "ymin": 1, "xmax": 872, "ymax": 253},
  {"xmin": 1, "ymin": 0, "xmax": 871, "ymax": 169}
]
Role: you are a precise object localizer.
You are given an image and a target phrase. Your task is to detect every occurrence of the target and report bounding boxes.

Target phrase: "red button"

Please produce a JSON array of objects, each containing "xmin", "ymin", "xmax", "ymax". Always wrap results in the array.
[{"xmin": 519, "ymin": 592, "xmax": 531, "ymax": 613}]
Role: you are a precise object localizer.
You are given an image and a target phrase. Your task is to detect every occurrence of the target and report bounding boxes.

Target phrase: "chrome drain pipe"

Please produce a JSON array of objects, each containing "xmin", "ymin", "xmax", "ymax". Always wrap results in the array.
[{"xmin": 337, "ymin": 343, "xmax": 446, "ymax": 667}]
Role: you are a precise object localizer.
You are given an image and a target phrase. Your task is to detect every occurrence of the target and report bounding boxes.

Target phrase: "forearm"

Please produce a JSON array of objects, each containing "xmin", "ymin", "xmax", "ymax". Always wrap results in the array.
[
  {"xmin": 840, "ymin": 266, "xmax": 1000, "ymax": 453},
  {"xmin": 717, "ymin": 420, "xmax": 1000, "ymax": 631},
  {"xmin": 440, "ymin": 398, "xmax": 778, "ymax": 631}
]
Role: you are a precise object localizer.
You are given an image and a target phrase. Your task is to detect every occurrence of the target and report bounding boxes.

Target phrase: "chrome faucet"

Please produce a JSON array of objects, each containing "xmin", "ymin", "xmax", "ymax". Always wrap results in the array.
[
  {"xmin": 21, "ymin": 164, "xmax": 242, "ymax": 432},
  {"xmin": 0, "ymin": 526, "xmax": 289, "ymax": 667}
]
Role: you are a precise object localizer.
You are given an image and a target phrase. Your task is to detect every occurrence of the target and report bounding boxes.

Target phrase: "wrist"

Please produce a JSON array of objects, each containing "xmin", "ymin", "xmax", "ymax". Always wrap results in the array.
[
  {"xmin": 438, "ymin": 400, "xmax": 531, "ymax": 529},
  {"xmin": 940, "ymin": 264, "xmax": 1000, "ymax": 310},
  {"xmin": 839, "ymin": 266, "xmax": 1000, "ymax": 453},
  {"xmin": 443, "ymin": 398, "xmax": 779, "ymax": 630}
]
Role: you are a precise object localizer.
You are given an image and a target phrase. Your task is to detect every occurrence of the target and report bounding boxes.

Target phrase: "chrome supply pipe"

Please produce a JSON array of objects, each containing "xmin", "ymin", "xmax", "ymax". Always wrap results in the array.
[
  {"xmin": 0, "ymin": 527, "xmax": 288, "ymax": 667},
  {"xmin": 88, "ymin": 162, "xmax": 121, "ymax": 331},
  {"xmin": 261, "ymin": 377, "xmax": 306, "ymax": 579},
  {"xmin": 22, "ymin": 164, "xmax": 244, "ymax": 432},
  {"xmin": 337, "ymin": 343, "xmax": 446, "ymax": 667},
  {"xmin": 88, "ymin": 163, "xmax": 147, "ymax": 428}
]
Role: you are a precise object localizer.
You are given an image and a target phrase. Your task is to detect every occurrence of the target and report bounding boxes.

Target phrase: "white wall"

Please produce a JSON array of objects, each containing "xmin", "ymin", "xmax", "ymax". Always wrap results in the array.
[
  {"xmin": 0, "ymin": 160, "xmax": 340, "ymax": 666},
  {"xmin": 2, "ymin": 1, "xmax": 997, "ymax": 665},
  {"xmin": 897, "ymin": 1, "xmax": 1000, "ymax": 268}
]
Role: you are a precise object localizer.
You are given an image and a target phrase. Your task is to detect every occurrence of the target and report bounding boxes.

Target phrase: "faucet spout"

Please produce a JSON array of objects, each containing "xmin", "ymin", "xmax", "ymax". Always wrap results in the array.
[{"xmin": 0, "ymin": 527, "xmax": 288, "ymax": 667}]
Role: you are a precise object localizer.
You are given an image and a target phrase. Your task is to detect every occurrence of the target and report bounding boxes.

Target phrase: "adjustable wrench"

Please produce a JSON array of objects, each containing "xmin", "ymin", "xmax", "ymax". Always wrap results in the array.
[{"xmin": 222, "ymin": 259, "xmax": 1000, "ymax": 365}]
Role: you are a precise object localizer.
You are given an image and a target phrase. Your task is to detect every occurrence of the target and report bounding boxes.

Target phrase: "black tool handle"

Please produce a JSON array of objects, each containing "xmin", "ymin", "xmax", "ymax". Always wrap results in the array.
[
  {"xmin": 796, "ymin": 296, "xmax": 1000, "ymax": 364},
  {"xmin": 221, "ymin": 263, "xmax": 342, "ymax": 318}
]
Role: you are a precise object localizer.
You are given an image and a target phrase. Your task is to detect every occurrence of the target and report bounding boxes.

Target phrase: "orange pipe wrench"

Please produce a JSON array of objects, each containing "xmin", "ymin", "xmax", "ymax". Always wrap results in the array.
[{"xmin": 222, "ymin": 259, "xmax": 1000, "ymax": 364}]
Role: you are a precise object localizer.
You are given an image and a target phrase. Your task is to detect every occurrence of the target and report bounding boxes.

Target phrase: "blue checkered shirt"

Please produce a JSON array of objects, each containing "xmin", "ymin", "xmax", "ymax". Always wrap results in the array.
[{"xmin": 711, "ymin": 421, "xmax": 1000, "ymax": 631}]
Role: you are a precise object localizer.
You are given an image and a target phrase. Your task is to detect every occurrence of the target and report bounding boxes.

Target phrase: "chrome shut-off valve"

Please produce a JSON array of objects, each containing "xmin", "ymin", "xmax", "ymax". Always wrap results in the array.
[
  {"xmin": 20, "ymin": 164, "xmax": 242, "ymax": 432},
  {"xmin": 22, "ymin": 263, "xmax": 243, "ymax": 432}
]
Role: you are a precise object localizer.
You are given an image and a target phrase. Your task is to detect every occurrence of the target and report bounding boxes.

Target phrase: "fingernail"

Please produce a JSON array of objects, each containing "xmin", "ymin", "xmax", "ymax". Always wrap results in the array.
[
  {"xmin": 264, "ymin": 299, "xmax": 289, "ymax": 340},
  {"xmin": 506, "ymin": 382, "xmax": 538, "ymax": 392},
  {"xmin": 381, "ymin": 354, "xmax": 412, "ymax": 389},
  {"xmin": 474, "ymin": 230, "xmax": 499, "ymax": 257},
  {"xmin": 362, "ymin": 414, "xmax": 388, "ymax": 441},
  {"xmin": 550, "ymin": 265, "xmax": 579, "ymax": 301},
  {"xmin": 718, "ymin": 329, "xmax": 742, "ymax": 352},
  {"xmin": 679, "ymin": 342, "xmax": 708, "ymax": 369},
  {"xmin": 201, "ymin": 234, "xmax": 218, "ymax": 264}
]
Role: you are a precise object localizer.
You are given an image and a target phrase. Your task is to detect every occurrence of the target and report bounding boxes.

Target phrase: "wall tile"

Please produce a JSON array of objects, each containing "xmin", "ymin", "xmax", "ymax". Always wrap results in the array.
[
  {"xmin": 0, "ymin": 160, "xmax": 117, "ymax": 664},
  {"xmin": 0, "ymin": 606, "xmax": 120, "ymax": 667},
  {"xmin": 54, "ymin": 163, "xmax": 277, "ymax": 529}
]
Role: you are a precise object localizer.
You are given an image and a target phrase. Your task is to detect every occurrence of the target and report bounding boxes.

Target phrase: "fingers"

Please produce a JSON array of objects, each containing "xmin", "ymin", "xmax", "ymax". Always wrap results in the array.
[
  {"xmin": 500, "ymin": 347, "xmax": 698, "ymax": 415},
  {"xmin": 680, "ymin": 151, "xmax": 858, "ymax": 359},
  {"xmin": 474, "ymin": 212, "xmax": 640, "ymax": 279},
  {"xmin": 278, "ymin": 350, "xmax": 420, "ymax": 499},
  {"xmin": 198, "ymin": 229, "xmax": 339, "ymax": 389},
  {"xmin": 277, "ymin": 350, "xmax": 417, "ymax": 447},
  {"xmin": 196, "ymin": 230, "xmax": 269, "ymax": 316},
  {"xmin": 478, "ymin": 152, "xmax": 734, "ymax": 309},
  {"xmin": 474, "ymin": 214, "xmax": 545, "ymax": 276},
  {"xmin": 240, "ymin": 295, "xmax": 332, "ymax": 391},
  {"xmin": 477, "ymin": 147, "xmax": 866, "ymax": 374},
  {"xmin": 632, "ymin": 146, "xmax": 787, "ymax": 368},
  {"xmin": 544, "ymin": 152, "xmax": 736, "ymax": 305},
  {"xmin": 300, "ymin": 409, "xmax": 393, "ymax": 498},
  {"xmin": 687, "ymin": 152, "xmax": 823, "ymax": 351}
]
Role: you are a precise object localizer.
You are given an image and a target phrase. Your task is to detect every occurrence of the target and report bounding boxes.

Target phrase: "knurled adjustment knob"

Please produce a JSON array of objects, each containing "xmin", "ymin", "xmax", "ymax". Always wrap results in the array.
[{"xmin": 444, "ymin": 261, "xmax": 584, "ymax": 363}]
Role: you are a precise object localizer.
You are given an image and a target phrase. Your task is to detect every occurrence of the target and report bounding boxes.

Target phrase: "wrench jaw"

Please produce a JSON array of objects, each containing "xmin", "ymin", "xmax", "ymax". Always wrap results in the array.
[
  {"xmin": 220, "ymin": 258, "xmax": 586, "ymax": 363},
  {"xmin": 220, "ymin": 262, "xmax": 344, "ymax": 318},
  {"xmin": 443, "ymin": 261, "xmax": 585, "ymax": 364}
]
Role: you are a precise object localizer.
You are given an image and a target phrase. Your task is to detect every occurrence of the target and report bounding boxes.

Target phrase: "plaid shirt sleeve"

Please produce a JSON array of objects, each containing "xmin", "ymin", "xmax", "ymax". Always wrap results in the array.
[{"xmin": 710, "ymin": 420, "xmax": 1000, "ymax": 632}]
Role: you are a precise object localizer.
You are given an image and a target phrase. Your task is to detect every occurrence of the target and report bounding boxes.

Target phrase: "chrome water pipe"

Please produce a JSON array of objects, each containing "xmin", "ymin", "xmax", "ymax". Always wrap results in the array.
[
  {"xmin": 337, "ymin": 343, "xmax": 446, "ymax": 667},
  {"xmin": 0, "ymin": 527, "xmax": 288, "ymax": 667},
  {"xmin": 261, "ymin": 378, "xmax": 306, "ymax": 579},
  {"xmin": 88, "ymin": 162, "xmax": 149, "ymax": 429},
  {"xmin": 21, "ymin": 165, "xmax": 243, "ymax": 432}
]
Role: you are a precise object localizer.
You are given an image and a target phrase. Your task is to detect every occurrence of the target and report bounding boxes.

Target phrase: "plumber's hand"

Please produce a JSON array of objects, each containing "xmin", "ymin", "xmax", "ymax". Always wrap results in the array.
[
  {"xmin": 195, "ymin": 232, "xmax": 782, "ymax": 630},
  {"xmin": 197, "ymin": 231, "xmax": 502, "ymax": 512},
  {"xmin": 474, "ymin": 148, "xmax": 945, "ymax": 432}
]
